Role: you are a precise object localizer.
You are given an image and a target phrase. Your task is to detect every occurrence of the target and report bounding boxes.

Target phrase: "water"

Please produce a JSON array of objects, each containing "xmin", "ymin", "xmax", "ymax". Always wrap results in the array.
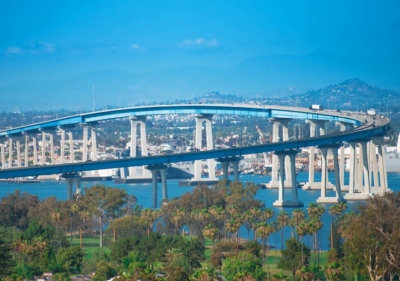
[{"xmin": 1, "ymin": 172, "xmax": 399, "ymax": 250}]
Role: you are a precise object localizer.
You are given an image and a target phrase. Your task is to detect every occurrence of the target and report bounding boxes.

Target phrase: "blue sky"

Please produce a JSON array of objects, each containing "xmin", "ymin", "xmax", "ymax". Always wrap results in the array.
[{"xmin": 1, "ymin": 0, "xmax": 399, "ymax": 87}]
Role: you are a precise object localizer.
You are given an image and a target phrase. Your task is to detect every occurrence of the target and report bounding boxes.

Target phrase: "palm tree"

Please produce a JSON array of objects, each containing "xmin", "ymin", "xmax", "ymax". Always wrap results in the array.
[
  {"xmin": 51, "ymin": 208, "xmax": 62, "ymax": 234},
  {"xmin": 295, "ymin": 266, "xmax": 314, "ymax": 281},
  {"xmin": 256, "ymin": 222, "xmax": 274, "ymax": 271},
  {"xmin": 277, "ymin": 211, "xmax": 290, "ymax": 250},
  {"xmin": 243, "ymin": 210, "xmax": 254, "ymax": 239},
  {"xmin": 170, "ymin": 208, "xmax": 186, "ymax": 235},
  {"xmin": 141, "ymin": 208, "xmax": 161, "ymax": 235},
  {"xmin": 225, "ymin": 217, "xmax": 242, "ymax": 242},
  {"xmin": 307, "ymin": 202, "xmax": 325, "ymax": 219},
  {"xmin": 289, "ymin": 209, "xmax": 305, "ymax": 239},
  {"xmin": 261, "ymin": 207, "xmax": 275, "ymax": 222},
  {"xmin": 79, "ymin": 209, "xmax": 91, "ymax": 248},
  {"xmin": 329, "ymin": 203, "xmax": 347, "ymax": 249},
  {"xmin": 202, "ymin": 224, "xmax": 219, "ymax": 246},
  {"xmin": 208, "ymin": 206, "xmax": 225, "ymax": 242},
  {"xmin": 248, "ymin": 207, "xmax": 262, "ymax": 240},
  {"xmin": 308, "ymin": 218, "xmax": 323, "ymax": 266},
  {"xmin": 33, "ymin": 236, "xmax": 48, "ymax": 261},
  {"xmin": 70, "ymin": 203, "xmax": 80, "ymax": 243},
  {"xmin": 192, "ymin": 267, "xmax": 219, "ymax": 281},
  {"xmin": 296, "ymin": 221, "xmax": 309, "ymax": 266}
]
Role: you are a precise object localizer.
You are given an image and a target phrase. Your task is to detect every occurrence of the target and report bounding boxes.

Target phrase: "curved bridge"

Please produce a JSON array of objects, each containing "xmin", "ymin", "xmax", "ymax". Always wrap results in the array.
[{"xmin": 0, "ymin": 104, "xmax": 391, "ymax": 207}]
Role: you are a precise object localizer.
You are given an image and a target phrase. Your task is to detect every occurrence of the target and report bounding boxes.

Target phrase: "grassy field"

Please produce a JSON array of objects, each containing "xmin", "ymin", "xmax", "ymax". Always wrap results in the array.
[{"xmin": 70, "ymin": 236, "xmax": 111, "ymax": 259}]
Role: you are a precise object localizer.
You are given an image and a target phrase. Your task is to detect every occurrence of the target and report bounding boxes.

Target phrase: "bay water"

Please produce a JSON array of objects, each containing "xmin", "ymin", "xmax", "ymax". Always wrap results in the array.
[{"xmin": 1, "ymin": 172, "xmax": 399, "ymax": 250}]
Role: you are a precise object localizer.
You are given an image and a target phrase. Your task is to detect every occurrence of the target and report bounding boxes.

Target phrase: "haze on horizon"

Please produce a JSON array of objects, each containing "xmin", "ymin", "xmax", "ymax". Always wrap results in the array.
[{"xmin": 1, "ymin": 0, "xmax": 399, "ymax": 111}]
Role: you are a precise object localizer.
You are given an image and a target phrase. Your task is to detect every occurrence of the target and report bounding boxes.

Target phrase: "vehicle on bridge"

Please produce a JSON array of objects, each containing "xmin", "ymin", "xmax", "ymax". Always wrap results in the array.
[{"xmin": 309, "ymin": 104, "xmax": 324, "ymax": 110}]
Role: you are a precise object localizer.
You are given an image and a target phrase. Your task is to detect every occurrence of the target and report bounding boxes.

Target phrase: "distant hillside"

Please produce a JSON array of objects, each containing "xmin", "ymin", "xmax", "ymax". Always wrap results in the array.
[
  {"xmin": 0, "ymin": 51, "xmax": 399, "ymax": 111},
  {"xmin": 283, "ymin": 79, "xmax": 400, "ymax": 112}
]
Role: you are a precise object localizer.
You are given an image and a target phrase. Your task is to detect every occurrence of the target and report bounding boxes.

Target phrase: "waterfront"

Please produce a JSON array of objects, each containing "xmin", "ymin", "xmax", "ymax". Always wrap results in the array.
[{"xmin": 1, "ymin": 172, "xmax": 399, "ymax": 250}]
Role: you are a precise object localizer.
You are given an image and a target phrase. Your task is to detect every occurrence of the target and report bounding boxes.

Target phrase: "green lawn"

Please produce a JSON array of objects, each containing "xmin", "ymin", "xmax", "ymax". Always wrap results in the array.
[{"xmin": 70, "ymin": 236, "xmax": 111, "ymax": 259}]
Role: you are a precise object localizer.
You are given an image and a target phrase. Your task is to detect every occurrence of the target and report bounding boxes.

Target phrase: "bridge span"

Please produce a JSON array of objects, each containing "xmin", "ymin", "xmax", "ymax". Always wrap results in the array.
[{"xmin": 0, "ymin": 104, "xmax": 391, "ymax": 208}]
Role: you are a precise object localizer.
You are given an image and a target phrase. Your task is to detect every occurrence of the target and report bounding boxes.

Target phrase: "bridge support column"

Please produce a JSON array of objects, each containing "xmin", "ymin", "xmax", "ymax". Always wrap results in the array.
[
  {"xmin": 41, "ymin": 131, "xmax": 46, "ymax": 165},
  {"xmin": 16, "ymin": 140, "xmax": 21, "ymax": 167},
  {"xmin": 49, "ymin": 133, "xmax": 54, "ymax": 165},
  {"xmin": 68, "ymin": 132, "xmax": 74, "ymax": 163},
  {"xmin": 60, "ymin": 128, "xmax": 65, "ymax": 164},
  {"xmin": 90, "ymin": 126, "xmax": 99, "ymax": 176},
  {"xmin": 8, "ymin": 138, "xmax": 13, "ymax": 168},
  {"xmin": 316, "ymin": 147, "xmax": 328, "ymax": 203},
  {"xmin": 369, "ymin": 141, "xmax": 379, "ymax": 189},
  {"xmin": 268, "ymin": 118, "xmax": 292, "ymax": 188},
  {"xmin": 82, "ymin": 125, "xmax": 88, "ymax": 162},
  {"xmin": 304, "ymin": 120, "xmax": 316, "ymax": 189},
  {"xmin": 315, "ymin": 147, "xmax": 344, "ymax": 203},
  {"xmin": 192, "ymin": 114, "xmax": 217, "ymax": 184},
  {"xmin": 217, "ymin": 156, "xmax": 242, "ymax": 184},
  {"xmin": 1, "ymin": 144, "xmax": 5, "ymax": 169},
  {"xmin": 161, "ymin": 169, "xmax": 167, "ymax": 200},
  {"xmin": 32, "ymin": 136, "xmax": 37, "ymax": 165},
  {"xmin": 304, "ymin": 120, "xmax": 334, "ymax": 190},
  {"xmin": 232, "ymin": 160, "xmax": 239, "ymax": 182},
  {"xmin": 129, "ymin": 117, "xmax": 151, "ymax": 179},
  {"xmin": 336, "ymin": 122, "xmax": 346, "ymax": 189},
  {"xmin": 273, "ymin": 150, "xmax": 303, "ymax": 207},
  {"xmin": 24, "ymin": 135, "xmax": 29, "ymax": 167},
  {"xmin": 281, "ymin": 119, "xmax": 293, "ymax": 186},
  {"xmin": 269, "ymin": 120, "xmax": 280, "ymax": 187},
  {"xmin": 375, "ymin": 138, "xmax": 389, "ymax": 193},
  {"xmin": 361, "ymin": 141, "xmax": 372, "ymax": 195},
  {"xmin": 62, "ymin": 173, "xmax": 82, "ymax": 200},
  {"xmin": 221, "ymin": 161, "xmax": 229, "ymax": 182},
  {"xmin": 346, "ymin": 141, "xmax": 373, "ymax": 200},
  {"xmin": 316, "ymin": 145, "xmax": 345, "ymax": 204},
  {"xmin": 147, "ymin": 164, "xmax": 168, "ymax": 208},
  {"xmin": 91, "ymin": 127, "xmax": 98, "ymax": 161},
  {"xmin": 344, "ymin": 142, "xmax": 357, "ymax": 200},
  {"xmin": 66, "ymin": 178, "xmax": 73, "ymax": 201}
]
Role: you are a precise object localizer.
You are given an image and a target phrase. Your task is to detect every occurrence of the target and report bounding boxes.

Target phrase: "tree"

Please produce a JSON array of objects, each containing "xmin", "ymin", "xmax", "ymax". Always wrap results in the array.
[
  {"xmin": 256, "ymin": 222, "xmax": 274, "ymax": 271},
  {"xmin": 82, "ymin": 185, "xmax": 129, "ymax": 247},
  {"xmin": 170, "ymin": 208, "xmax": 186, "ymax": 235},
  {"xmin": 0, "ymin": 230, "xmax": 14, "ymax": 276},
  {"xmin": 339, "ymin": 193, "xmax": 400, "ymax": 280},
  {"xmin": 277, "ymin": 211, "xmax": 289, "ymax": 250},
  {"xmin": 192, "ymin": 267, "xmax": 220, "ymax": 281},
  {"xmin": 295, "ymin": 221, "xmax": 309, "ymax": 267},
  {"xmin": 289, "ymin": 209, "xmax": 305, "ymax": 239},
  {"xmin": 92, "ymin": 261, "xmax": 117, "ymax": 281},
  {"xmin": 306, "ymin": 203, "xmax": 324, "ymax": 265},
  {"xmin": 141, "ymin": 208, "xmax": 161, "ymax": 236},
  {"xmin": 56, "ymin": 246, "xmax": 85, "ymax": 273},
  {"xmin": 329, "ymin": 203, "xmax": 347, "ymax": 251},
  {"xmin": 324, "ymin": 262, "xmax": 344, "ymax": 281},
  {"xmin": 278, "ymin": 238, "xmax": 310, "ymax": 278},
  {"xmin": 307, "ymin": 218, "xmax": 323, "ymax": 266},
  {"xmin": 81, "ymin": 248, "xmax": 111, "ymax": 275},
  {"xmin": 203, "ymin": 224, "xmax": 219, "ymax": 245},
  {"xmin": 0, "ymin": 190, "xmax": 39, "ymax": 229},
  {"xmin": 221, "ymin": 251, "xmax": 266, "ymax": 281},
  {"xmin": 295, "ymin": 266, "xmax": 314, "ymax": 281}
]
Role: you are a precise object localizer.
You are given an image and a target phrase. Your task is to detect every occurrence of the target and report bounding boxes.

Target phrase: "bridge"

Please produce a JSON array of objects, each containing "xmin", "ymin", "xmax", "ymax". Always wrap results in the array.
[{"xmin": 0, "ymin": 104, "xmax": 391, "ymax": 208}]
